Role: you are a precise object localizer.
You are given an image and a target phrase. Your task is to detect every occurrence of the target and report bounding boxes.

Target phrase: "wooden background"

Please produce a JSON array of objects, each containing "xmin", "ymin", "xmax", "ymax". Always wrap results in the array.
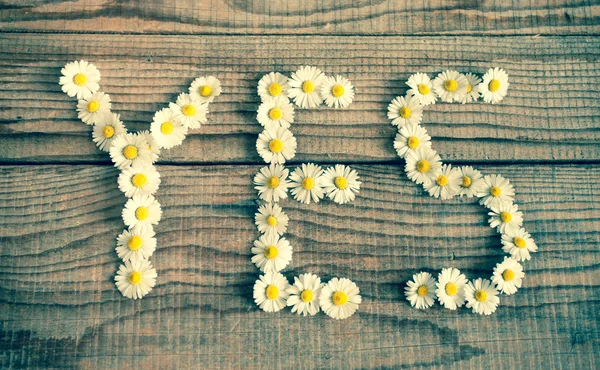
[{"xmin": 0, "ymin": 1, "xmax": 599, "ymax": 369}]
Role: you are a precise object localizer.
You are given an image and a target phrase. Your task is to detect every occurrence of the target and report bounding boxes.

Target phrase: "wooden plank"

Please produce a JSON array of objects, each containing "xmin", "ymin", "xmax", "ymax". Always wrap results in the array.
[
  {"xmin": 1, "ymin": 34, "xmax": 600, "ymax": 164},
  {"xmin": 0, "ymin": 164, "xmax": 598, "ymax": 369},
  {"xmin": 0, "ymin": 0, "xmax": 599, "ymax": 35}
]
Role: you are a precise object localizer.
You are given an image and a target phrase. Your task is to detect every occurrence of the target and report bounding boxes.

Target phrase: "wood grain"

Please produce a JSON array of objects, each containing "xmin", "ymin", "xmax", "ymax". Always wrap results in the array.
[
  {"xmin": 0, "ymin": 0, "xmax": 599, "ymax": 35},
  {"xmin": 1, "ymin": 34, "xmax": 600, "ymax": 164},
  {"xmin": 0, "ymin": 164, "xmax": 598, "ymax": 369}
]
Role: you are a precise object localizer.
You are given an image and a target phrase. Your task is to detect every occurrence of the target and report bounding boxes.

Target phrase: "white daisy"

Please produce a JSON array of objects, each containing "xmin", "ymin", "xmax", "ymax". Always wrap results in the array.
[
  {"xmin": 404, "ymin": 271, "xmax": 437, "ymax": 309},
  {"xmin": 406, "ymin": 72, "xmax": 437, "ymax": 106},
  {"xmin": 404, "ymin": 147, "xmax": 442, "ymax": 185},
  {"xmin": 433, "ymin": 70, "xmax": 468, "ymax": 103},
  {"xmin": 289, "ymin": 163, "xmax": 325, "ymax": 204},
  {"xmin": 287, "ymin": 65, "xmax": 325, "ymax": 108},
  {"xmin": 458, "ymin": 166, "xmax": 485, "ymax": 198},
  {"xmin": 436, "ymin": 268, "xmax": 468, "ymax": 310},
  {"xmin": 115, "ymin": 259, "xmax": 157, "ymax": 300},
  {"xmin": 464, "ymin": 278, "xmax": 500, "ymax": 315},
  {"xmin": 253, "ymin": 272, "xmax": 290, "ymax": 313},
  {"xmin": 256, "ymin": 96, "xmax": 295, "ymax": 129},
  {"xmin": 76, "ymin": 91, "xmax": 111, "ymax": 125},
  {"xmin": 501, "ymin": 227, "xmax": 538, "ymax": 261},
  {"xmin": 251, "ymin": 233, "xmax": 293, "ymax": 273},
  {"xmin": 320, "ymin": 75, "xmax": 355, "ymax": 109},
  {"xmin": 189, "ymin": 75, "xmax": 222, "ymax": 103},
  {"xmin": 460, "ymin": 73, "xmax": 482, "ymax": 104},
  {"xmin": 256, "ymin": 127, "xmax": 297, "ymax": 164},
  {"xmin": 478, "ymin": 174, "xmax": 516, "ymax": 209},
  {"xmin": 488, "ymin": 202, "xmax": 523, "ymax": 234},
  {"xmin": 115, "ymin": 225, "xmax": 157, "ymax": 264},
  {"xmin": 253, "ymin": 164, "xmax": 290, "ymax": 203},
  {"xmin": 393, "ymin": 123, "xmax": 432, "ymax": 158},
  {"xmin": 122, "ymin": 194, "xmax": 162, "ymax": 229},
  {"xmin": 169, "ymin": 93, "xmax": 208, "ymax": 129},
  {"xmin": 319, "ymin": 277, "xmax": 362, "ymax": 320},
  {"xmin": 137, "ymin": 130, "xmax": 160, "ymax": 164},
  {"xmin": 150, "ymin": 108, "xmax": 188, "ymax": 149},
  {"xmin": 286, "ymin": 273, "xmax": 324, "ymax": 316},
  {"xmin": 255, "ymin": 203, "xmax": 289, "ymax": 237},
  {"xmin": 387, "ymin": 95, "xmax": 423, "ymax": 128},
  {"xmin": 109, "ymin": 133, "xmax": 152, "ymax": 170},
  {"xmin": 117, "ymin": 163, "xmax": 161, "ymax": 198},
  {"xmin": 92, "ymin": 112, "xmax": 126, "ymax": 152},
  {"xmin": 59, "ymin": 60, "xmax": 101, "ymax": 100},
  {"xmin": 257, "ymin": 72, "xmax": 290, "ymax": 102},
  {"xmin": 492, "ymin": 257, "xmax": 525, "ymax": 295},
  {"xmin": 478, "ymin": 67, "xmax": 509, "ymax": 104},
  {"xmin": 320, "ymin": 164, "xmax": 361, "ymax": 205},
  {"xmin": 424, "ymin": 163, "xmax": 462, "ymax": 200}
]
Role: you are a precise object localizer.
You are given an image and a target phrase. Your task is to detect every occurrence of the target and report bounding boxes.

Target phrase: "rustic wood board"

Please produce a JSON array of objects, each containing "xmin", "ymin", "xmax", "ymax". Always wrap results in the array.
[{"xmin": 0, "ymin": 164, "xmax": 598, "ymax": 369}]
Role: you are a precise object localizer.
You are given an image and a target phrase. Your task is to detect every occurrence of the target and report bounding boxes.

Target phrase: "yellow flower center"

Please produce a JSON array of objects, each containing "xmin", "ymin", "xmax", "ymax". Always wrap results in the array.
[
  {"xmin": 268, "ymin": 82, "xmax": 282, "ymax": 96},
  {"xmin": 301, "ymin": 289, "xmax": 314, "ymax": 302},
  {"xmin": 123, "ymin": 145, "xmax": 138, "ymax": 160},
  {"xmin": 263, "ymin": 246, "xmax": 279, "ymax": 259},
  {"xmin": 407, "ymin": 136, "xmax": 419, "ymax": 149},
  {"xmin": 462, "ymin": 176, "xmax": 472, "ymax": 188},
  {"xmin": 502, "ymin": 269, "xmax": 515, "ymax": 281},
  {"xmin": 500, "ymin": 211, "xmax": 512, "ymax": 223},
  {"xmin": 418, "ymin": 83, "xmax": 430, "ymax": 95},
  {"xmin": 268, "ymin": 107, "xmax": 283, "ymax": 120},
  {"xmin": 266, "ymin": 285, "xmax": 279, "ymax": 300},
  {"xmin": 417, "ymin": 285, "xmax": 429, "ymax": 297},
  {"xmin": 128, "ymin": 271, "xmax": 142, "ymax": 285},
  {"xmin": 127, "ymin": 235, "xmax": 143, "ymax": 251},
  {"xmin": 490, "ymin": 186, "xmax": 502, "ymax": 197},
  {"xmin": 332, "ymin": 291, "xmax": 348, "ymax": 306},
  {"xmin": 445, "ymin": 283, "xmax": 457, "ymax": 296},
  {"xmin": 399, "ymin": 106, "xmax": 412, "ymax": 119},
  {"xmin": 332, "ymin": 84, "xmax": 345, "ymax": 97},
  {"xmin": 514, "ymin": 236, "xmax": 527, "ymax": 249},
  {"xmin": 103, "ymin": 125, "xmax": 115, "ymax": 139},
  {"xmin": 466, "ymin": 84, "xmax": 473, "ymax": 93},
  {"xmin": 266, "ymin": 215, "xmax": 277, "ymax": 226},
  {"xmin": 73, "ymin": 73, "xmax": 87, "ymax": 86},
  {"xmin": 267, "ymin": 176, "xmax": 280, "ymax": 189},
  {"xmin": 161, "ymin": 121, "xmax": 174, "ymax": 135},
  {"xmin": 475, "ymin": 289, "xmax": 487, "ymax": 302},
  {"xmin": 200, "ymin": 85, "xmax": 212, "ymax": 97},
  {"xmin": 269, "ymin": 139, "xmax": 284, "ymax": 153},
  {"xmin": 302, "ymin": 80, "xmax": 315, "ymax": 93},
  {"xmin": 334, "ymin": 176, "xmax": 348, "ymax": 190},
  {"xmin": 488, "ymin": 79, "xmax": 501, "ymax": 92},
  {"xmin": 131, "ymin": 173, "xmax": 148, "ymax": 188},
  {"xmin": 135, "ymin": 206, "xmax": 149, "ymax": 221},
  {"xmin": 87, "ymin": 100, "xmax": 100, "ymax": 113},
  {"xmin": 444, "ymin": 79, "xmax": 458, "ymax": 92},
  {"xmin": 436, "ymin": 175, "xmax": 449, "ymax": 187},
  {"xmin": 302, "ymin": 177, "xmax": 314, "ymax": 190},
  {"xmin": 417, "ymin": 160, "xmax": 430, "ymax": 173},
  {"xmin": 182, "ymin": 104, "xmax": 196, "ymax": 116}
]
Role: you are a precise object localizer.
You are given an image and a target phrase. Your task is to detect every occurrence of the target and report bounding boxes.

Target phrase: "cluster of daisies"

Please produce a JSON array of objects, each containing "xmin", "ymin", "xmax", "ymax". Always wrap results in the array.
[
  {"xmin": 390, "ymin": 68, "xmax": 536, "ymax": 315},
  {"xmin": 252, "ymin": 67, "xmax": 362, "ymax": 319},
  {"xmin": 59, "ymin": 60, "xmax": 221, "ymax": 300}
]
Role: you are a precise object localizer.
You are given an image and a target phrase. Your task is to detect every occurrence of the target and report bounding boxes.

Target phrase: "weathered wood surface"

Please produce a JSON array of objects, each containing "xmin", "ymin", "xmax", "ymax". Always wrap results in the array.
[
  {"xmin": 0, "ymin": 0, "xmax": 599, "ymax": 35},
  {"xmin": 0, "ymin": 164, "xmax": 598, "ymax": 369},
  {"xmin": 1, "ymin": 34, "xmax": 600, "ymax": 164}
]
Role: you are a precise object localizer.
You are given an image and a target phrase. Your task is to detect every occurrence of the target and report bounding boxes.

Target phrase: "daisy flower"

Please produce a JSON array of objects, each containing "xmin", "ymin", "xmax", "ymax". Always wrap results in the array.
[
  {"xmin": 406, "ymin": 72, "xmax": 437, "ymax": 106},
  {"xmin": 319, "ymin": 277, "xmax": 362, "ymax": 320},
  {"xmin": 436, "ymin": 268, "xmax": 468, "ymax": 310},
  {"xmin": 458, "ymin": 166, "xmax": 485, "ymax": 198},
  {"xmin": 122, "ymin": 194, "xmax": 162, "ymax": 229},
  {"xmin": 114, "ymin": 259, "xmax": 157, "ymax": 300},
  {"xmin": 320, "ymin": 75, "xmax": 355, "ymax": 109},
  {"xmin": 169, "ymin": 93, "xmax": 208, "ymax": 129},
  {"xmin": 286, "ymin": 273, "xmax": 324, "ymax": 316},
  {"xmin": 92, "ymin": 112, "xmax": 126, "ymax": 152},
  {"xmin": 253, "ymin": 272, "xmax": 290, "ymax": 313},
  {"xmin": 256, "ymin": 127, "xmax": 297, "ymax": 164},
  {"xmin": 501, "ymin": 227, "xmax": 538, "ymax": 261},
  {"xmin": 253, "ymin": 164, "xmax": 290, "ymax": 203},
  {"xmin": 287, "ymin": 65, "xmax": 325, "ymax": 108},
  {"xmin": 320, "ymin": 164, "xmax": 361, "ymax": 205},
  {"xmin": 59, "ymin": 60, "xmax": 100, "ymax": 99},
  {"xmin": 189, "ymin": 75, "xmax": 222, "ymax": 103},
  {"xmin": 115, "ymin": 225, "xmax": 157, "ymax": 264},
  {"xmin": 424, "ymin": 163, "xmax": 462, "ymax": 200},
  {"xmin": 477, "ymin": 67, "xmax": 509, "ymax": 104},
  {"xmin": 117, "ymin": 163, "xmax": 161, "ymax": 198},
  {"xmin": 109, "ymin": 132, "xmax": 152, "ymax": 170},
  {"xmin": 255, "ymin": 203, "xmax": 289, "ymax": 237},
  {"xmin": 137, "ymin": 130, "xmax": 160, "ymax": 164},
  {"xmin": 393, "ymin": 123, "xmax": 432, "ymax": 158},
  {"xmin": 256, "ymin": 96, "xmax": 295, "ymax": 129},
  {"xmin": 405, "ymin": 271, "xmax": 437, "ymax": 309},
  {"xmin": 492, "ymin": 257, "xmax": 525, "ymax": 295},
  {"xmin": 150, "ymin": 108, "xmax": 188, "ymax": 149},
  {"xmin": 257, "ymin": 72, "xmax": 290, "ymax": 102},
  {"xmin": 289, "ymin": 163, "xmax": 325, "ymax": 204},
  {"xmin": 460, "ymin": 73, "xmax": 482, "ymax": 104},
  {"xmin": 478, "ymin": 174, "xmax": 515, "ymax": 209},
  {"xmin": 464, "ymin": 278, "xmax": 500, "ymax": 315},
  {"xmin": 488, "ymin": 202, "xmax": 523, "ymax": 234},
  {"xmin": 251, "ymin": 233, "xmax": 293, "ymax": 273},
  {"xmin": 404, "ymin": 147, "xmax": 442, "ymax": 185},
  {"xmin": 433, "ymin": 70, "xmax": 468, "ymax": 103},
  {"xmin": 76, "ymin": 91, "xmax": 111, "ymax": 125},
  {"xmin": 387, "ymin": 95, "xmax": 423, "ymax": 128}
]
